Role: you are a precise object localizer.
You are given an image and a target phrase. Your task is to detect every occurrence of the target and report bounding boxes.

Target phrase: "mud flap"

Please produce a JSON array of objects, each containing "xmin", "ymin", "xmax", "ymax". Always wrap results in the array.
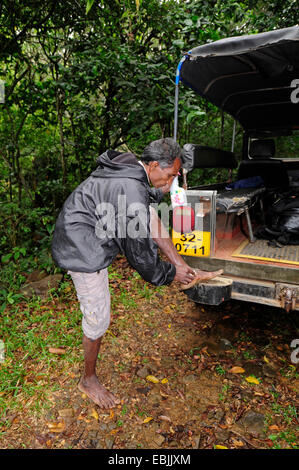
[{"xmin": 182, "ymin": 276, "xmax": 233, "ymax": 305}]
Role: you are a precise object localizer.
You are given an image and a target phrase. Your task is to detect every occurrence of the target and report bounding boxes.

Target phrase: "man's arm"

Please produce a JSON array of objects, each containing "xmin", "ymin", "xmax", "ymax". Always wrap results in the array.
[
  {"xmin": 117, "ymin": 180, "xmax": 196, "ymax": 286},
  {"xmin": 149, "ymin": 206, "xmax": 223, "ymax": 286},
  {"xmin": 149, "ymin": 206, "xmax": 196, "ymax": 280},
  {"xmin": 119, "ymin": 208, "xmax": 196, "ymax": 286}
]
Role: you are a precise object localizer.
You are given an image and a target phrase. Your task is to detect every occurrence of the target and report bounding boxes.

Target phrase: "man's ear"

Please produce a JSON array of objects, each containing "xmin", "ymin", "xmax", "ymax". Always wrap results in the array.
[{"xmin": 149, "ymin": 161, "xmax": 159, "ymax": 169}]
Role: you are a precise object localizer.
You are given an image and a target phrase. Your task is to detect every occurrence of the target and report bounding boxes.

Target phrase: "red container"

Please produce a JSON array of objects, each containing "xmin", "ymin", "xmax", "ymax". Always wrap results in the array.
[{"xmin": 173, "ymin": 205, "xmax": 195, "ymax": 234}]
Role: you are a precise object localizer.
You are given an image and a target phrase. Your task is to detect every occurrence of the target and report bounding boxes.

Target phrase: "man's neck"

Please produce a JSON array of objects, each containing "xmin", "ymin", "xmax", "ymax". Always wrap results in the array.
[{"xmin": 138, "ymin": 160, "xmax": 150, "ymax": 184}]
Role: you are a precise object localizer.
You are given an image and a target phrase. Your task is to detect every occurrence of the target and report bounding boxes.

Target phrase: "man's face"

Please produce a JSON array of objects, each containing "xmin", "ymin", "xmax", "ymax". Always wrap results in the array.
[{"xmin": 148, "ymin": 157, "xmax": 181, "ymax": 188}]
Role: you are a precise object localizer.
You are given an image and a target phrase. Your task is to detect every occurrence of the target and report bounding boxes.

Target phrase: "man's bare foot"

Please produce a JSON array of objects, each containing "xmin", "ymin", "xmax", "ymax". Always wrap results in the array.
[
  {"xmin": 78, "ymin": 375, "xmax": 120, "ymax": 409},
  {"xmin": 180, "ymin": 269, "xmax": 223, "ymax": 290}
]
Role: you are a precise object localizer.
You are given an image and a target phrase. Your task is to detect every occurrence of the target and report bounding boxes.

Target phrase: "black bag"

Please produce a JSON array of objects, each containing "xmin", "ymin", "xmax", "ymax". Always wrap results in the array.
[{"xmin": 255, "ymin": 192, "xmax": 299, "ymax": 246}]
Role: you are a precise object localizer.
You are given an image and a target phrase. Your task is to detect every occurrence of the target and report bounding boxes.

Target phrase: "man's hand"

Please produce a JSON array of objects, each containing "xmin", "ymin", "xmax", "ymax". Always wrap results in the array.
[
  {"xmin": 180, "ymin": 268, "xmax": 224, "ymax": 290},
  {"xmin": 174, "ymin": 264, "xmax": 196, "ymax": 285}
]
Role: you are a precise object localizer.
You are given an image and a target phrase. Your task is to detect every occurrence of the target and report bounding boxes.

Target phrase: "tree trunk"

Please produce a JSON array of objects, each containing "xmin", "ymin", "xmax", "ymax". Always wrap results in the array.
[
  {"xmin": 15, "ymin": 147, "xmax": 22, "ymax": 205},
  {"xmin": 220, "ymin": 110, "xmax": 225, "ymax": 148},
  {"xmin": 56, "ymin": 88, "xmax": 66, "ymax": 186},
  {"xmin": 69, "ymin": 112, "xmax": 83, "ymax": 180}
]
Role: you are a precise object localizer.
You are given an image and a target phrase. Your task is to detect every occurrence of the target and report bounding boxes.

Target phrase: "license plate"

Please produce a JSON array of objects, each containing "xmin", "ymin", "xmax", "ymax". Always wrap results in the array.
[{"xmin": 172, "ymin": 230, "xmax": 211, "ymax": 257}]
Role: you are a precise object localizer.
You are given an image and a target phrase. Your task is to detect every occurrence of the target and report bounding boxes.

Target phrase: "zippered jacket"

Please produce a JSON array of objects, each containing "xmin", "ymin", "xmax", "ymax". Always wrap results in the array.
[{"xmin": 51, "ymin": 150, "xmax": 176, "ymax": 285}]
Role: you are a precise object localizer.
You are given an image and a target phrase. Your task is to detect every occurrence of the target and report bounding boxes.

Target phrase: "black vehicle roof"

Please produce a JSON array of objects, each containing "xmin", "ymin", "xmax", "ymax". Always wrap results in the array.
[{"xmin": 180, "ymin": 25, "xmax": 299, "ymax": 134}]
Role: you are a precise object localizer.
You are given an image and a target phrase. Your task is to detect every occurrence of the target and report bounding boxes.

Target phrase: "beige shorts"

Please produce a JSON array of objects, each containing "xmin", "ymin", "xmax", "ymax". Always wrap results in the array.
[{"xmin": 67, "ymin": 269, "xmax": 110, "ymax": 340}]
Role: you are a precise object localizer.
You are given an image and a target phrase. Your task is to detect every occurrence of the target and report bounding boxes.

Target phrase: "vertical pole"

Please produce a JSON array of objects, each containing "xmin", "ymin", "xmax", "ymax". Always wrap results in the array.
[
  {"xmin": 228, "ymin": 120, "xmax": 236, "ymax": 182},
  {"xmin": 173, "ymin": 83, "xmax": 179, "ymax": 143},
  {"xmin": 174, "ymin": 55, "xmax": 188, "ymax": 187},
  {"xmin": 173, "ymin": 55, "xmax": 188, "ymax": 142}
]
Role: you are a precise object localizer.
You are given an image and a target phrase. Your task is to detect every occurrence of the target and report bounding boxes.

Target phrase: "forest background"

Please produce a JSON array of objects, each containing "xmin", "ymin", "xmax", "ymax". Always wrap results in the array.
[{"xmin": 0, "ymin": 0, "xmax": 299, "ymax": 301}]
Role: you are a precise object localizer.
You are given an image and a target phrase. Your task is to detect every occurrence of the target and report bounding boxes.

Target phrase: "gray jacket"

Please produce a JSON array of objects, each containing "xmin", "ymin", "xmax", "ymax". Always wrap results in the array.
[{"xmin": 51, "ymin": 151, "xmax": 176, "ymax": 286}]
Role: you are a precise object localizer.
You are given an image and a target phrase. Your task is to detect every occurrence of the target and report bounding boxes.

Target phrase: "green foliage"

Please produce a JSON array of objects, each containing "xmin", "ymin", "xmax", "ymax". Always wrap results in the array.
[{"xmin": 0, "ymin": 0, "xmax": 298, "ymax": 268}]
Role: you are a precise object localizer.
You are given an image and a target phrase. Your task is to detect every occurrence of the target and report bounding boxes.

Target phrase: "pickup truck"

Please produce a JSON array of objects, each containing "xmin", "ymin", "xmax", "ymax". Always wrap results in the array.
[{"xmin": 172, "ymin": 25, "xmax": 299, "ymax": 312}]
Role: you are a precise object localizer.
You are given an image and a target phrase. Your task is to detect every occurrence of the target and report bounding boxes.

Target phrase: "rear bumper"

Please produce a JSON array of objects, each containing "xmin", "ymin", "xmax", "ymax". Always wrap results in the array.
[
  {"xmin": 230, "ymin": 276, "xmax": 299, "ymax": 311},
  {"xmin": 182, "ymin": 256, "xmax": 299, "ymax": 311}
]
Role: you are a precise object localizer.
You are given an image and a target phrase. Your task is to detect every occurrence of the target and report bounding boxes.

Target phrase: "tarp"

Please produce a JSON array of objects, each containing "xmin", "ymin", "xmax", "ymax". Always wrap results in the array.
[{"xmin": 179, "ymin": 26, "xmax": 299, "ymax": 133}]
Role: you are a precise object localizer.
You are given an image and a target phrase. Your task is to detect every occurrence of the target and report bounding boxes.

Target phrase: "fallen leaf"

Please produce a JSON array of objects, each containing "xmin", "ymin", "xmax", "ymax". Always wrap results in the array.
[
  {"xmin": 143, "ymin": 417, "xmax": 153, "ymax": 423},
  {"xmin": 231, "ymin": 438, "xmax": 244, "ymax": 447},
  {"xmin": 47, "ymin": 421, "xmax": 65, "ymax": 433},
  {"xmin": 48, "ymin": 347, "xmax": 66, "ymax": 355},
  {"xmin": 161, "ymin": 378, "xmax": 168, "ymax": 384},
  {"xmin": 265, "ymin": 439, "xmax": 274, "ymax": 447},
  {"xmin": 146, "ymin": 375, "xmax": 159, "ymax": 384},
  {"xmin": 229, "ymin": 366, "xmax": 245, "ymax": 374},
  {"xmin": 222, "ymin": 315, "xmax": 230, "ymax": 319},
  {"xmin": 163, "ymin": 306, "xmax": 172, "ymax": 314},
  {"xmin": 225, "ymin": 414, "xmax": 234, "ymax": 426},
  {"xmin": 109, "ymin": 410, "xmax": 114, "ymax": 420},
  {"xmin": 245, "ymin": 376, "xmax": 260, "ymax": 385},
  {"xmin": 36, "ymin": 374, "xmax": 46, "ymax": 381},
  {"xmin": 268, "ymin": 425, "xmax": 280, "ymax": 431},
  {"xmin": 47, "ymin": 422, "xmax": 62, "ymax": 429},
  {"xmin": 159, "ymin": 389, "xmax": 169, "ymax": 398},
  {"xmin": 110, "ymin": 428, "xmax": 120, "ymax": 435},
  {"xmin": 81, "ymin": 393, "xmax": 87, "ymax": 399},
  {"xmin": 215, "ymin": 445, "xmax": 228, "ymax": 449},
  {"xmin": 158, "ymin": 415, "xmax": 171, "ymax": 423},
  {"xmin": 263, "ymin": 356, "xmax": 269, "ymax": 363},
  {"xmin": 90, "ymin": 409, "xmax": 99, "ymax": 420}
]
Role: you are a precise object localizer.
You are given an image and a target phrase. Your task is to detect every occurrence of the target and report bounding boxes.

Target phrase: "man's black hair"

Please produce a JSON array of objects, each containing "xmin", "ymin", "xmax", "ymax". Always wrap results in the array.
[{"xmin": 140, "ymin": 138, "xmax": 182, "ymax": 169}]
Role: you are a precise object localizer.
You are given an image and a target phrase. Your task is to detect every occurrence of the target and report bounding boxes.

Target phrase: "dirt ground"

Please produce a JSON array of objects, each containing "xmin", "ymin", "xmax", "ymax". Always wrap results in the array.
[{"xmin": 1, "ymin": 256, "xmax": 298, "ymax": 449}]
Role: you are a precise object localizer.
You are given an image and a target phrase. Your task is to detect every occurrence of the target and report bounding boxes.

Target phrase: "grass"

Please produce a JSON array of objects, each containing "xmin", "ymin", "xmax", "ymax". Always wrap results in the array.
[
  {"xmin": 280, "ymin": 365, "xmax": 299, "ymax": 379},
  {"xmin": 0, "ymin": 276, "xmax": 84, "ymax": 423},
  {"xmin": 215, "ymin": 364, "xmax": 226, "ymax": 376},
  {"xmin": 268, "ymin": 431, "xmax": 298, "ymax": 449},
  {"xmin": 218, "ymin": 383, "xmax": 230, "ymax": 401},
  {"xmin": 271, "ymin": 402, "xmax": 297, "ymax": 425},
  {"xmin": 242, "ymin": 350, "xmax": 256, "ymax": 360}
]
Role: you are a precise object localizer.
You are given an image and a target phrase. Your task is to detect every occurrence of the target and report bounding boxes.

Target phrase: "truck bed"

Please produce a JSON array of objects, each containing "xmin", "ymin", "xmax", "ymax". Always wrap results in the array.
[
  {"xmin": 182, "ymin": 230, "xmax": 299, "ymax": 310},
  {"xmin": 184, "ymin": 231, "xmax": 299, "ymax": 284}
]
